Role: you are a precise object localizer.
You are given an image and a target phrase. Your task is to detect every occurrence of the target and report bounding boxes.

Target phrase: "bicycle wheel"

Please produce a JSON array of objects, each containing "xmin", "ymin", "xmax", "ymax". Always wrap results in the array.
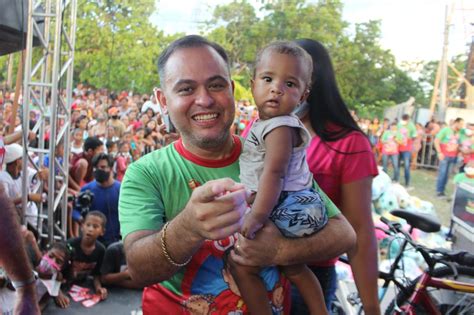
[{"xmin": 385, "ymin": 265, "xmax": 474, "ymax": 315}]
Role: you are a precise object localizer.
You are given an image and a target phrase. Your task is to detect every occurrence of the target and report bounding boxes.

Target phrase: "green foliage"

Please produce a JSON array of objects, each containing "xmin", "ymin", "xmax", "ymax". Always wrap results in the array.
[
  {"xmin": 232, "ymin": 75, "xmax": 253, "ymax": 102},
  {"xmin": 418, "ymin": 54, "xmax": 467, "ymax": 106},
  {"xmin": 73, "ymin": 0, "xmax": 167, "ymax": 93}
]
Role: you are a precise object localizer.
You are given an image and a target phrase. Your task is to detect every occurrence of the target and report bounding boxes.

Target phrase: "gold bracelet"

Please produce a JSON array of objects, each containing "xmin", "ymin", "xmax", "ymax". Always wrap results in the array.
[{"xmin": 160, "ymin": 221, "xmax": 192, "ymax": 267}]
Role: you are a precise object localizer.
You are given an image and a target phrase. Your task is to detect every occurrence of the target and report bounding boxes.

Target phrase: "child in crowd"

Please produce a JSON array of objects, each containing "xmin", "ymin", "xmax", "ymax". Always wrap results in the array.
[
  {"xmin": 454, "ymin": 160, "xmax": 474, "ymax": 185},
  {"xmin": 67, "ymin": 211, "xmax": 108, "ymax": 301},
  {"xmin": 106, "ymin": 140, "xmax": 118, "ymax": 158},
  {"xmin": 35, "ymin": 242, "xmax": 72, "ymax": 309},
  {"xmin": 234, "ymin": 41, "xmax": 328, "ymax": 315},
  {"xmin": 70, "ymin": 128, "xmax": 84, "ymax": 156},
  {"xmin": 381, "ymin": 122, "xmax": 402, "ymax": 182},
  {"xmin": 115, "ymin": 141, "xmax": 131, "ymax": 181}
]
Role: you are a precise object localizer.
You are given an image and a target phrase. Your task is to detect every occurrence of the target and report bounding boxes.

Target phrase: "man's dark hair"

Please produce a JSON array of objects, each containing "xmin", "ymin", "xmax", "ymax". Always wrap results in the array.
[
  {"xmin": 402, "ymin": 114, "xmax": 410, "ymax": 121},
  {"xmin": 91, "ymin": 152, "xmax": 114, "ymax": 168},
  {"xmin": 83, "ymin": 136, "xmax": 103, "ymax": 152},
  {"xmin": 85, "ymin": 210, "xmax": 107, "ymax": 229},
  {"xmin": 454, "ymin": 117, "xmax": 464, "ymax": 124},
  {"xmin": 157, "ymin": 35, "xmax": 229, "ymax": 87}
]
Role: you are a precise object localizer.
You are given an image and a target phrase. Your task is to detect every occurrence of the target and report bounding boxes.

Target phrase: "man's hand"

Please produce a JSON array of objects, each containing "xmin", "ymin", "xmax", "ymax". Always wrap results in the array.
[
  {"xmin": 438, "ymin": 152, "xmax": 445, "ymax": 161},
  {"xmin": 28, "ymin": 194, "xmax": 42, "ymax": 203},
  {"xmin": 231, "ymin": 221, "xmax": 283, "ymax": 267},
  {"xmin": 182, "ymin": 178, "xmax": 249, "ymax": 242}
]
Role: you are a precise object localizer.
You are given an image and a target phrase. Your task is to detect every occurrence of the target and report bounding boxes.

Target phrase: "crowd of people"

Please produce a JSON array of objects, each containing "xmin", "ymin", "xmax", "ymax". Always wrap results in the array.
[
  {"xmin": 0, "ymin": 34, "xmax": 469, "ymax": 315},
  {"xmin": 0, "ymin": 84, "xmax": 180, "ymax": 311},
  {"xmin": 352, "ymin": 113, "xmax": 473, "ymax": 198}
]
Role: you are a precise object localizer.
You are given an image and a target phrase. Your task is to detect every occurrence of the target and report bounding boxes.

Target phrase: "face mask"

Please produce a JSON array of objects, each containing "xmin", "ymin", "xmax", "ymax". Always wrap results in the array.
[
  {"xmin": 94, "ymin": 169, "xmax": 110, "ymax": 183},
  {"xmin": 401, "ymin": 121, "xmax": 408, "ymax": 125},
  {"xmin": 465, "ymin": 167, "xmax": 474, "ymax": 176},
  {"xmin": 109, "ymin": 151, "xmax": 118, "ymax": 158},
  {"xmin": 292, "ymin": 101, "xmax": 309, "ymax": 118},
  {"xmin": 38, "ymin": 254, "xmax": 61, "ymax": 274},
  {"xmin": 111, "ymin": 115, "xmax": 118, "ymax": 120}
]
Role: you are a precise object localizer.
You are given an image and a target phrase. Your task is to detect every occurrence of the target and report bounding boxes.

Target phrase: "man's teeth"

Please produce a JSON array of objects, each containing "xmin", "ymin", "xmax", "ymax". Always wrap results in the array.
[{"xmin": 194, "ymin": 113, "xmax": 218, "ymax": 121}]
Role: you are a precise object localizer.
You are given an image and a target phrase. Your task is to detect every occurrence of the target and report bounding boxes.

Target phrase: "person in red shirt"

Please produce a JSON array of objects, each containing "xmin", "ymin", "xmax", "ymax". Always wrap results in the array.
[
  {"xmin": 292, "ymin": 39, "xmax": 380, "ymax": 315},
  {"xmin": 69, "ymin": 136, "xmax": 104, "ymax": 190}
]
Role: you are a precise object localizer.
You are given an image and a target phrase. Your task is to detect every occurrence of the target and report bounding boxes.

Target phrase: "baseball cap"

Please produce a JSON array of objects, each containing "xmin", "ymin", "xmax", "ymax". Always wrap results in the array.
[
  {"xmin": 5, "ymin": 143, "xmax": 23, "ymax": 164},
  {"xmin": 108, "ymin": 107, "xmax": 119, "ymax": 116}
]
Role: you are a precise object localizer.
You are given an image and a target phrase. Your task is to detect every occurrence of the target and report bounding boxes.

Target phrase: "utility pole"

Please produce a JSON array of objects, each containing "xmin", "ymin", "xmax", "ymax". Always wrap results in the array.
[{"xmin": 438, "ymin": 4, "xmax": 454, "ymax": 122}]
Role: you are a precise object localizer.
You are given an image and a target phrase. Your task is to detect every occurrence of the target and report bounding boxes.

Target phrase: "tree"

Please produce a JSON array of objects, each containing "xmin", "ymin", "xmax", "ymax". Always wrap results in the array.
[{"xmin": 73, "ymin": 0, "xmax": 168, "ymax": 93}]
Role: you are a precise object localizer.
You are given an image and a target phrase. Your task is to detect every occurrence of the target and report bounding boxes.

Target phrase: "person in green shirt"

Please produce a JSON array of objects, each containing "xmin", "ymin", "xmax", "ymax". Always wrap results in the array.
[
  {"xmin": 397, "ymin": 114, "xmax": 417, "ymax": 187},
  {"xmin": 119, "ymin": 35, "xmax": 356, "ymax": 314},
  {"xmin": 434, "ymin": 117, "xmax": 464, "ymax": 197}
]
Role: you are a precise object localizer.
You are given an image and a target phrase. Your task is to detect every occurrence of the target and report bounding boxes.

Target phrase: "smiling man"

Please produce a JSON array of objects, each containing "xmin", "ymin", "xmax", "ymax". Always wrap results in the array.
[{"xmin": 119, "ymin": 35, "xmax": 356, "ymax": 314}]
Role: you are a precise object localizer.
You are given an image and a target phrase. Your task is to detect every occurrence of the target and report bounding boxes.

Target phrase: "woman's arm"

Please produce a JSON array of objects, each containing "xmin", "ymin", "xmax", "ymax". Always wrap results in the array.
[{"xmin": 341, "ymin": 177, "xmax": 380, "ymax": 315}]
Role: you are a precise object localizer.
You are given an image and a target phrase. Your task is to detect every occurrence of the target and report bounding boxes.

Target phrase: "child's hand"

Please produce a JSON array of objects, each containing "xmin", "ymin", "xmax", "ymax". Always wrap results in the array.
[
  {"xmin": 55, "ymin": 290, "xmax": 70, "ymax": 308},
  {"xmin": 97, "ymin": 287, "xmax": 108, "ymax": 300},
  {"xmin": 241, "ymin": 213, "xmax": 266, "ymax": 240}
]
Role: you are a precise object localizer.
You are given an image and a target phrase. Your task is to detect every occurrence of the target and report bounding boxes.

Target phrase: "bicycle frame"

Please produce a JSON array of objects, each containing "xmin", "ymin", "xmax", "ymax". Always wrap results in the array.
[{"xmin": 398, "ymin": 271, "xmax": 474, "ymax": 314}]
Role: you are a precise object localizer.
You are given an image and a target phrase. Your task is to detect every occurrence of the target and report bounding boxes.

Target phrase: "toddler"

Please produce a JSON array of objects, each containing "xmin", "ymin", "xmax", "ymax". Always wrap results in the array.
[{"xmin": 234, "ymin": 41, "xmax": 328, "ymax": 315}]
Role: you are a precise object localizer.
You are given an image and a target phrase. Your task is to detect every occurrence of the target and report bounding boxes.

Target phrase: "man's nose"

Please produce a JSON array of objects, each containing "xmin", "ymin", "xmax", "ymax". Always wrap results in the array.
[{"xmin": 194, "ymin": 87, "xmax": 215, "ymax": 107}]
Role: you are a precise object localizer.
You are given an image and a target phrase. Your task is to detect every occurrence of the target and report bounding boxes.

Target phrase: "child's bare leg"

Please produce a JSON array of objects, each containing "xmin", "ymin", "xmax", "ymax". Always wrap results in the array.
[
  {"xmin": 229, "ymin": 258, "xmax": 272, "ymax": 315},
  {"xmin": 282, "ymin": 264, "xmax": 328, "ymax": 315}
]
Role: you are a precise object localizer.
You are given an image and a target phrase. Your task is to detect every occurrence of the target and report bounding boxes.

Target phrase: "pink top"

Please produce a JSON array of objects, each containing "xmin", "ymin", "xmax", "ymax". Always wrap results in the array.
[
  {"xmin": 306, "ymin": 130, "xmax": 378, "ymax": 266},
  {"xmin": 115, "ymin": 155, "xmax": 128, "ymax": 182}
]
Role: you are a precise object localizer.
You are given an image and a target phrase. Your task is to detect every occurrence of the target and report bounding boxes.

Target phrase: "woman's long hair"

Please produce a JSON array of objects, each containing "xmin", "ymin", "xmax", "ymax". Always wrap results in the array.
[{"xmin": 294, "ymin": 39, "xmax": 362, "ymax": 142}]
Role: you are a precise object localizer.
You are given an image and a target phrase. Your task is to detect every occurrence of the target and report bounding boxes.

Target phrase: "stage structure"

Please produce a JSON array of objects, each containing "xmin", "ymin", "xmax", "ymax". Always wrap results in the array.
[{"xmin": 21, "ymin": 0, "xmax": 78, "ymax": 243}]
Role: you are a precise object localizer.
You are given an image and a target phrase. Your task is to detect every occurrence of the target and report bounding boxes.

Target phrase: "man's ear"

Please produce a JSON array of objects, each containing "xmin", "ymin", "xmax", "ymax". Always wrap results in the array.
[{"xmin": 156, "ymin": 88, "xmax": 168, "ymax": 115}]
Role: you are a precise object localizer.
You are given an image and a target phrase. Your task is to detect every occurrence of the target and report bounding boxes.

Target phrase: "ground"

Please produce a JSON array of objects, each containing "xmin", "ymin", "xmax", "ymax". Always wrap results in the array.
[{"xmin": 386, "ymin": 167, "xmax": 455, "ymax": 227}]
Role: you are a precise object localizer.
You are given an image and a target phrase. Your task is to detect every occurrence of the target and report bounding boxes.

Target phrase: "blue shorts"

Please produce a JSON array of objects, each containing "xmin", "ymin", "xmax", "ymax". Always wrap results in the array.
[{"xmin": 270, "ymin": 188, "xmax": 328, "ymax": 238}]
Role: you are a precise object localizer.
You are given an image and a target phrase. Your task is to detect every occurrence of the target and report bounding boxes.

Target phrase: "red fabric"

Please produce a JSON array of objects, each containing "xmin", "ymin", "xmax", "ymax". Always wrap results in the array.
[
  {"xmin": 306, "ymin": 130, "xmax": 378, "ymax": 266},
  {"xmin": 115, "ymin": 155, "xmax": 128, "ymax": 181},
  {"xmin": 174, "ymin": 135, "xmax": 242, "ymax": 168},
  {"xmin": 70, "ymin": 153, "xmax": 94, "ymax": 185},
  {"xmin": 398, "ymin": 138, "xmax": 413, "ymax": 152}
]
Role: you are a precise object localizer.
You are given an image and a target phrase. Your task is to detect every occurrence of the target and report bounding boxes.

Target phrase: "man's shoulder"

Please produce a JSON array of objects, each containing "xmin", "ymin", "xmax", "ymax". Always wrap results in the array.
[
  {"xmin": 0, "ymin": 171, "xmax": 12, "ymax": 182},
  {"xmin": 131, "ymin": 144, "xmax": 177, "ymax": 167}
]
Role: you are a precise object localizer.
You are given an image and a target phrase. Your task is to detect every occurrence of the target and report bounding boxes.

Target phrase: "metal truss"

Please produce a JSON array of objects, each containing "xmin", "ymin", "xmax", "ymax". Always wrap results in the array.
[{"xmin": 21, "ymin": 0, "xmax": 77, "ymax": 244}]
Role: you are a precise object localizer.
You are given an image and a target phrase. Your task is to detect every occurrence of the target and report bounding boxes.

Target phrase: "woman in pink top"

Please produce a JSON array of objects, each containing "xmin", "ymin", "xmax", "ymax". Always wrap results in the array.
[{"xmin": 291, "ymin": 39, "xmax": 380, "ymax": 315}]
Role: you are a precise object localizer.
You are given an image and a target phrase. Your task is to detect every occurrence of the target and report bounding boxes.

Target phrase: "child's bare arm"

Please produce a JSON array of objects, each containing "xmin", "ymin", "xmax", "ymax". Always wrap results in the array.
[
  {"xmin": 93, "ymin": 275, "xmax": 108, "ymax": 300},
  {"xmin": 242, "ymin": 126, "xmax": 295, "ymax": 238}
]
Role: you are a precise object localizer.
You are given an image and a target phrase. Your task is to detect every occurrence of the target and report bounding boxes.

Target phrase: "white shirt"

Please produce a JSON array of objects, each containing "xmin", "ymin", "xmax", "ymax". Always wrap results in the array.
[
  {"xmin": 0, "ymin": 170, "xmax": 21, "ymax": 200},
  {"xmin": 141, "ymin": 100, "xmax": 162, "ymax": 115}
]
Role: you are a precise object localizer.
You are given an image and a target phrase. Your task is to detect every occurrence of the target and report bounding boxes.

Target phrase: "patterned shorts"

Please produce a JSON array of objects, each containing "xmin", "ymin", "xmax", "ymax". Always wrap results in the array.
[{"xmin": 269, "ymin": 188, "xmax": 328, "ymax": 238}]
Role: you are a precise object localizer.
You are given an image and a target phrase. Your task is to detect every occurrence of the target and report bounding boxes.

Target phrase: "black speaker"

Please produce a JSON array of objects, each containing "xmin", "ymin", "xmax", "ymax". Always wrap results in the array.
[{"xmin": 0, "ymin": 0, "xmax": 44, "ymax": 56}]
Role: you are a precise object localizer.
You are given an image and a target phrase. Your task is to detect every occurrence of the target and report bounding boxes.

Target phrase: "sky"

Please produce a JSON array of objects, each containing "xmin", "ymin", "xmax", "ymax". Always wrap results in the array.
[{"xmin": 150, "ymin": 0, "xmax": 474, "ymax": 64}]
